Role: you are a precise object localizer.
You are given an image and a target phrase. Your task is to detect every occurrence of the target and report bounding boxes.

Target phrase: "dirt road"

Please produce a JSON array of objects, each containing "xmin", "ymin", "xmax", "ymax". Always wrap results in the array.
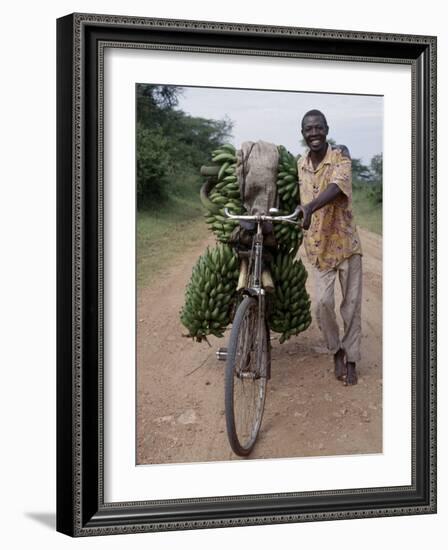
[{"xmin": 136, "ymin": 227, "xmax": 382, "ymax": 464}]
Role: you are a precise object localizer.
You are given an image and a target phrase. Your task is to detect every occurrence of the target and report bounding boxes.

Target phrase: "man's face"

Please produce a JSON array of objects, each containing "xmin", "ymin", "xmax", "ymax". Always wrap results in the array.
[{"xmin": 301, "ymin": 114, "xmax": 329, "ymax": 154}]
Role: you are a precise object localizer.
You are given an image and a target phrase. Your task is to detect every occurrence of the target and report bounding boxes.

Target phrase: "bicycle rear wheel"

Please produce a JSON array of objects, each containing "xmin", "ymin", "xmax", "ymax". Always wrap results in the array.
[{"xmin": 225, "ymin": 296, "xmax": 268, "ymax": 456}]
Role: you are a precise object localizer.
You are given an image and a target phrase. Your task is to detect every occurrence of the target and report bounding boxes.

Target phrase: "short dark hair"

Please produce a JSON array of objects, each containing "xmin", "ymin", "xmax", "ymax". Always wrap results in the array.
[{"xmin": 301, "ymin": 109, "xmax": 328, "ymax": 129}]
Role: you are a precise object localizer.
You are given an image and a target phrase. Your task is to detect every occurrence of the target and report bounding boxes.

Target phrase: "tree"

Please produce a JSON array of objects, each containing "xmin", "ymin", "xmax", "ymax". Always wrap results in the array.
[
  {"xmin": 164, "ymin": 111, "xmax": 233, "ymax": 173},
  {"xmin": 136, "ymin": 84, "xmax": 234, "ymax": 208},
  {"xmin": 136, "ymin": 124, "xmax": 173, "ymax": 207},
  {"xmin": 370, "ymin": 153, "xmax": 383, "ymax": 183},
  {"xmin": 136, "ymin": 84, "xmax": 182, "ymax": 127},
  {"xmin": 367, "ymin": 153, "xmax": 383, "ymax": 204},
  {"xmin": 351, "ymin": 158, "xmax": 371, "ymax": 188}
]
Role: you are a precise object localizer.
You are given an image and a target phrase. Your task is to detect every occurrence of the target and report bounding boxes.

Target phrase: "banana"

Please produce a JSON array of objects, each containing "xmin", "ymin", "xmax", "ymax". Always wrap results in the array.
[
  {"xmin": 212, "ymin": 152, "xmax": 236, "ymax": 163},
  {"xmin": 220, "ymin": 143, "xmax": 236, "ymax": 153},
  {"xmin": 218, "ymin": 161, "xmax": 230, "ymax": 181}
]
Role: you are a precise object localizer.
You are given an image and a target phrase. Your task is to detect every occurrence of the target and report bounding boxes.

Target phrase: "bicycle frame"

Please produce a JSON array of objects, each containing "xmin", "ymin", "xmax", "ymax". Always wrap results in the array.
[
  {"xmin": 246, "ymin": 222, "xmax": 266, "ymax": 380},
  {"xmin": 225, "ymin": 206, "xmax": 302, "ymax": 380}
]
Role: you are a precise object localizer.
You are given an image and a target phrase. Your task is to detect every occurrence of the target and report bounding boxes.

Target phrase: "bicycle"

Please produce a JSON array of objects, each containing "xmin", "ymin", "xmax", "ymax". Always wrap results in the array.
[{"xmin": 217, "ymin": 205, "xmax": 302, "ymax": 456}]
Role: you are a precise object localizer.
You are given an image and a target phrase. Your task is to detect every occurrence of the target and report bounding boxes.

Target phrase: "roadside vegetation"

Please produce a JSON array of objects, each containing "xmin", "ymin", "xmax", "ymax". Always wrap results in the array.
[
  {"xmin": 136, "ymin": 85, "xmax": 232, "ymax": 286},
  {"xmin": 352, "ymin": 187, "xmax": 382, "ymax": 235},
  {"xmin": 136, "ymin": 174, "xmax": 208, "ymax": 287},
  {"xmin": 351, "ymin": 154, "xmax": 383, "ymax": 235}
]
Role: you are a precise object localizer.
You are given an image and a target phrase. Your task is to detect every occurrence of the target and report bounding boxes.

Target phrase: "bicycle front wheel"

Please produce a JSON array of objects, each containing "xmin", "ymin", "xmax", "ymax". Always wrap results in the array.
[{"xmin": 225, "ymin": 296, "xmax": 268, "ymax": 456}]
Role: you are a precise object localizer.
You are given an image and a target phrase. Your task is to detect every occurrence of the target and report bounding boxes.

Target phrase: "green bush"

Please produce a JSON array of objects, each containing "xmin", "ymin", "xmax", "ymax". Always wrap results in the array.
[
  {"xmin": 136, "ymin": 124, "xmax": 173, "ymax": 208},
  {"xmin": 367, "ymin": 182, "xmax": 382, "ymax": 205}
]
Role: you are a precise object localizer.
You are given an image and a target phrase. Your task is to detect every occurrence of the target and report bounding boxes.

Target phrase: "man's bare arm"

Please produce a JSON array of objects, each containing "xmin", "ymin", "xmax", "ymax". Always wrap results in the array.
[{"xmin": 299, "ymin": 183, "xmax": 343, "ymax": 230}]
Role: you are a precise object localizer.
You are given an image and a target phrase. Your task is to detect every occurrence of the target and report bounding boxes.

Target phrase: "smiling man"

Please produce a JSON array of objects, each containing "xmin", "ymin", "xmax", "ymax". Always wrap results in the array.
[{"xmin": 297, "ymin": 109, "xmax": 362, "ymax": 385}]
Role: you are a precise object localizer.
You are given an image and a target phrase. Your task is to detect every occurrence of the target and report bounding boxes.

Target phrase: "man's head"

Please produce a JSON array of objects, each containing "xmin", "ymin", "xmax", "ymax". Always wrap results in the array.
[{"xmin": 301, "ymin": 110, "xmax": 329, "ymax": 155}]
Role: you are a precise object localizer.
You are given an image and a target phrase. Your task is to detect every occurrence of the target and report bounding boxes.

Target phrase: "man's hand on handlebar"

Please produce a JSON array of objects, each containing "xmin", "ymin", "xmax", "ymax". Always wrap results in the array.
[{"xmin": 298, "ymin": 204, "xmax": 313, "ymax": 230}]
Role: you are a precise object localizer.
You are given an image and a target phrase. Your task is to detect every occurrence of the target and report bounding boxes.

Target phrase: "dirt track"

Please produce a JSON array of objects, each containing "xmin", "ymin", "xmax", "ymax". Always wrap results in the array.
[{"xmin": 136, "ymin": 227, "xmax": 382, "ymax": 464}]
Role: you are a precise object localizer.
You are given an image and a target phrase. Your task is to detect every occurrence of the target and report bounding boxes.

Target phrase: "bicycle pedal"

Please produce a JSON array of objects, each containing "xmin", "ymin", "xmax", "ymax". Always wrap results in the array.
[{"xmin": 216, "ymin": 347, "xmax": 228, "ymax": 361}]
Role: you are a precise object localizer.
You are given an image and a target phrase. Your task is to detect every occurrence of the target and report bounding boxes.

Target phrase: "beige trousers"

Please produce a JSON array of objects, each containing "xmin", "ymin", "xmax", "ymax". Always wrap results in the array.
[{"xmin": 313, "ymin": 253, "xmax": 362, "ymax": 362}]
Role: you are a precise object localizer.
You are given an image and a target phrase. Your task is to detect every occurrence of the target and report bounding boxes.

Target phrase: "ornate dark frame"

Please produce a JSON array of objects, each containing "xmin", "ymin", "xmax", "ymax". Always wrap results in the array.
[{"xmin": 56, "ymin": 13, "xmax": 437, "ymax": 537}]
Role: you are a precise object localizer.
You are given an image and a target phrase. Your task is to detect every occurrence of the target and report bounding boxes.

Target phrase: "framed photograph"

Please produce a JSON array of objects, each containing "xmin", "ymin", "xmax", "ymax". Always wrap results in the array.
[{"xmin": 57, "ymin": 13, "xmax": 436, "ymax": 536}]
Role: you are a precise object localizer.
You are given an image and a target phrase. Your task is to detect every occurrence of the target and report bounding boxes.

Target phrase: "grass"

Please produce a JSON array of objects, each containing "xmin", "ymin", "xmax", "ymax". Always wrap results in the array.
[
  {"xmin": 352, "ymin": 187, "xmax": 382, "ymax": 235},
  {"xmin": 137, "ymin": 177, "xmax": 209, "ymax": 289}
]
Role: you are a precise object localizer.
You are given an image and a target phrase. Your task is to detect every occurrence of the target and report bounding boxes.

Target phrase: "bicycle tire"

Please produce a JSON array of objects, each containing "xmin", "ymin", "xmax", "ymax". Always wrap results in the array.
[{"xmin": 225, "ymin": 296, "xmax": 268, "ymax": 456}]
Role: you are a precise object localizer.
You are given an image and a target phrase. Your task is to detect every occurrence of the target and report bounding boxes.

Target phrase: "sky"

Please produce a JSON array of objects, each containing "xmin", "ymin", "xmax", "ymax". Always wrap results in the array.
[{"xmin": 175, "ymin": 86, "xmax": 383, "ymax": 165}]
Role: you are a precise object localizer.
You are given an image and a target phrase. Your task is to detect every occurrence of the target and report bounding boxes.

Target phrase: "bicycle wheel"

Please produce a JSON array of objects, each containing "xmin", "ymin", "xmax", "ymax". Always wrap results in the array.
[{"xmin": 225, "ymin": 296, "xmax": 268, "ymax": 456}]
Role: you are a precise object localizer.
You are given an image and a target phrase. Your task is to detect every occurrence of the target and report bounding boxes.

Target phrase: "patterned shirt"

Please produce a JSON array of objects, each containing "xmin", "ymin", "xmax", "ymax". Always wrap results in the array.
[{"xmin": 297, "ymin": 144, "xmax": 362, "ymax": 271}]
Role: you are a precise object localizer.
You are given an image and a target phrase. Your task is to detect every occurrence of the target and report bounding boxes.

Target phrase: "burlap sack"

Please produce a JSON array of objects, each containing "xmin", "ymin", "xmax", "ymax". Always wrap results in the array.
[{"xmin": 235, "ymin": 140, "xmax": 279, "ymax": 215}]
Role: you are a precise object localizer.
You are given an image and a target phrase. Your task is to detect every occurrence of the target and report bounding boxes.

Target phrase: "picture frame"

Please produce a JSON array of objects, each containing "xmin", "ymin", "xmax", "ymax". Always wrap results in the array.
[{"xmin": 56, "ymin": 12, "xmax": 437, "ymax": 536}]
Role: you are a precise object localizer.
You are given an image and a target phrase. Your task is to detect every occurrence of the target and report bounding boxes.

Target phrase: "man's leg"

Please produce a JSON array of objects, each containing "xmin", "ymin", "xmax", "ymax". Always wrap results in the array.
[
  {"xmin": 314, "ymin": 266, "xmax": 344, "ymax": 378},
  {"xmin": 338, "ymin": 254, "xmax": 362, "ymax": 385}
]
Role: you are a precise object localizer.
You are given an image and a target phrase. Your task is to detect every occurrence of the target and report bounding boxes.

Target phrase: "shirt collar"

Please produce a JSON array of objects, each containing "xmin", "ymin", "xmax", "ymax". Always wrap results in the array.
[{"xmin": 302, "ymin": 143, "xmax": 333, "ymax": 172}]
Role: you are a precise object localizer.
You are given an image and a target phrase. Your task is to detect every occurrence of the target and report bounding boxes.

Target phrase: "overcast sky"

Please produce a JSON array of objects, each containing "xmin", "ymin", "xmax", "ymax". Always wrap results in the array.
[{"xmin": 176, "ymin": 86, "xmax": 383, "ymax": 165}]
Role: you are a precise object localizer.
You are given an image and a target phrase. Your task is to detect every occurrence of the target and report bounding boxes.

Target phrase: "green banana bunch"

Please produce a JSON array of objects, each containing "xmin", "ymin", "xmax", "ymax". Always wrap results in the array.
[
  {"xmin": 201, "ymin": 144, "xmax": 302, "ymax": 252},
  {"xmin": 275, "ymin": 146, "xmax": 303, "ymax": 254},
  {"xmin": 269, "ymin": 251, "xmax": 312, "ymax": 343},
  {"xmin": 201, "ymin": 144, "xmax": 243, "ymax": 243},
  {"xmin": 273, "ymin": 215, "xmax": 304, "ymax": 257},
  {"xmin": 180, "ymin": 243, "xmax": 239, "ymax": 342},
  {"xmin": 276, "ymin": 145, "xmax": 299, "ymax": 208}
]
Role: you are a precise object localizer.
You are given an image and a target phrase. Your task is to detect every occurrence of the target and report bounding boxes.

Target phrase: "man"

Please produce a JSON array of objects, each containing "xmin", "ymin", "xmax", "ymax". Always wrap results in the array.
[{"xmin": 297, "ymin": 110, "xmax": 362, "ymax": 386}]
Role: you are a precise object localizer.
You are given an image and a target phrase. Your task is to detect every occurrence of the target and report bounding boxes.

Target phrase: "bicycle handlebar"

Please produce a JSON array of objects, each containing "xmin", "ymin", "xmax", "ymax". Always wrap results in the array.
[{"xmin": 223, "ymin": 205, "xmax": 302, "ymax": 225}]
